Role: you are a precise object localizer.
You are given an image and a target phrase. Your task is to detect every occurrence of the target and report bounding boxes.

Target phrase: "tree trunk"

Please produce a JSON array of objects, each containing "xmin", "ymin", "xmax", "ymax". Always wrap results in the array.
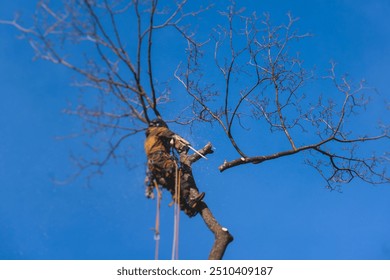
[{"xmin": 181, "ymin": 142, "xmax": 234, "ymax": 259}]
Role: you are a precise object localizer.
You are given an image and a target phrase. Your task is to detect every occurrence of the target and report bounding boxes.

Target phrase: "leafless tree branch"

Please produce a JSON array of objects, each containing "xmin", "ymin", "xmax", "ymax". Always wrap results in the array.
[{"xmin": 176, "ymin": 4, "xmax": 389, "ymax": 189}]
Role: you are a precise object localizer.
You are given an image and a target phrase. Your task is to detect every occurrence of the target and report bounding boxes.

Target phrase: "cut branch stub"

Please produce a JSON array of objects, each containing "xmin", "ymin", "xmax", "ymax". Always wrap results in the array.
[{"xmin": 198, "ymin": 201, "xmax": 234, "ymax": 260}]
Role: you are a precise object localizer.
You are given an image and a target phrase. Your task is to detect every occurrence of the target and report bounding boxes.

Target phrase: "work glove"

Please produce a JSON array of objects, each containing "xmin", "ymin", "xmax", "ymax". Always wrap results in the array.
[{"xmin": 171, "ymin": 134, "xmax": 190, "ymax": 153}]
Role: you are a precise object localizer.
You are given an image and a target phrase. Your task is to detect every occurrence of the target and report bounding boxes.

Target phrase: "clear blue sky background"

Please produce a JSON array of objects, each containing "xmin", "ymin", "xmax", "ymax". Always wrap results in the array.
[{"xmin": 0, "ymin": 0, "xmax": 389, "ymax": 260}]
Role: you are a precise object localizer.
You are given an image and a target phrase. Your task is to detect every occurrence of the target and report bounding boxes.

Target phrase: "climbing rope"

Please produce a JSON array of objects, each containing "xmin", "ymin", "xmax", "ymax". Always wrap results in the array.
[
  {"xmin": 153, "ymin": 180, "xmax": 162, "ymax": 260},
  {"xmin": 172, "ymin": 160, "xmax": 181, "ymax": 260}
]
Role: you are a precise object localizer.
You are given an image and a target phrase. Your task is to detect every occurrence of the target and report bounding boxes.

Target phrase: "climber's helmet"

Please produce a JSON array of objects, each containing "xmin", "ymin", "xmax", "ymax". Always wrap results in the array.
[{"xmin": 149, "ymin": 118, "xmax": 168, "ymax": 128}]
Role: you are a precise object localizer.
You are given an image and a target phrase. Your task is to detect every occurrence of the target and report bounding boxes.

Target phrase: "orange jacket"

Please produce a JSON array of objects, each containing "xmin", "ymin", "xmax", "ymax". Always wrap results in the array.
[{"xmin": 144, "ymin": 126, "xmax": 175, "ymax": 156}]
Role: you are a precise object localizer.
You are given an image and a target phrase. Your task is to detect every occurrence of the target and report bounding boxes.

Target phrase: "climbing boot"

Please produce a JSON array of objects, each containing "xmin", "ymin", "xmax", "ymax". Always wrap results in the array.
[
  {"xmin": 184, "ymin": 207, "xmax": 197, "ymax": 217},
  {"xmin": 188, "ymin": 191, "xmax": 205, "ymax": 208}
]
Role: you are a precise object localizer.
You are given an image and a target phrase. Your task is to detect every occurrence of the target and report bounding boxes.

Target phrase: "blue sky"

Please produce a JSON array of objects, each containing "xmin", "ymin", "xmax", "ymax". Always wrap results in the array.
[{"xmin": 0, "ymin": 0, "xmax": 389, "ymax": 260}]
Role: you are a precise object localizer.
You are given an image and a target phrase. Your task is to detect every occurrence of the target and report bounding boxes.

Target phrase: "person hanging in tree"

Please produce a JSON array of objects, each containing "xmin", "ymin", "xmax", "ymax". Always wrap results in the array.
[{"xmin": 144, "ymin": 118, "xmax": 205, "ymax": 217}]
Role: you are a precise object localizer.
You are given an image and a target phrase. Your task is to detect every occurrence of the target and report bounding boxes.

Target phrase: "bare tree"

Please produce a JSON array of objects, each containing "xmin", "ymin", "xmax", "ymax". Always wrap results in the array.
[{"xmin": 2, "ymin": 0, "xmax": 388, "ymax": 259}]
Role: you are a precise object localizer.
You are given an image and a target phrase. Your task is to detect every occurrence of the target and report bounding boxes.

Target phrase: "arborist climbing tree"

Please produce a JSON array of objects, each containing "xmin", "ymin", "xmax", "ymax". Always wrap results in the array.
[
  {"xmin": 142, "ymin": 118, "xmax": 232, "ymax": 260},
  {"xmin": 144, "ymin": 118, "xmax": 205, "ymax": 217}
]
